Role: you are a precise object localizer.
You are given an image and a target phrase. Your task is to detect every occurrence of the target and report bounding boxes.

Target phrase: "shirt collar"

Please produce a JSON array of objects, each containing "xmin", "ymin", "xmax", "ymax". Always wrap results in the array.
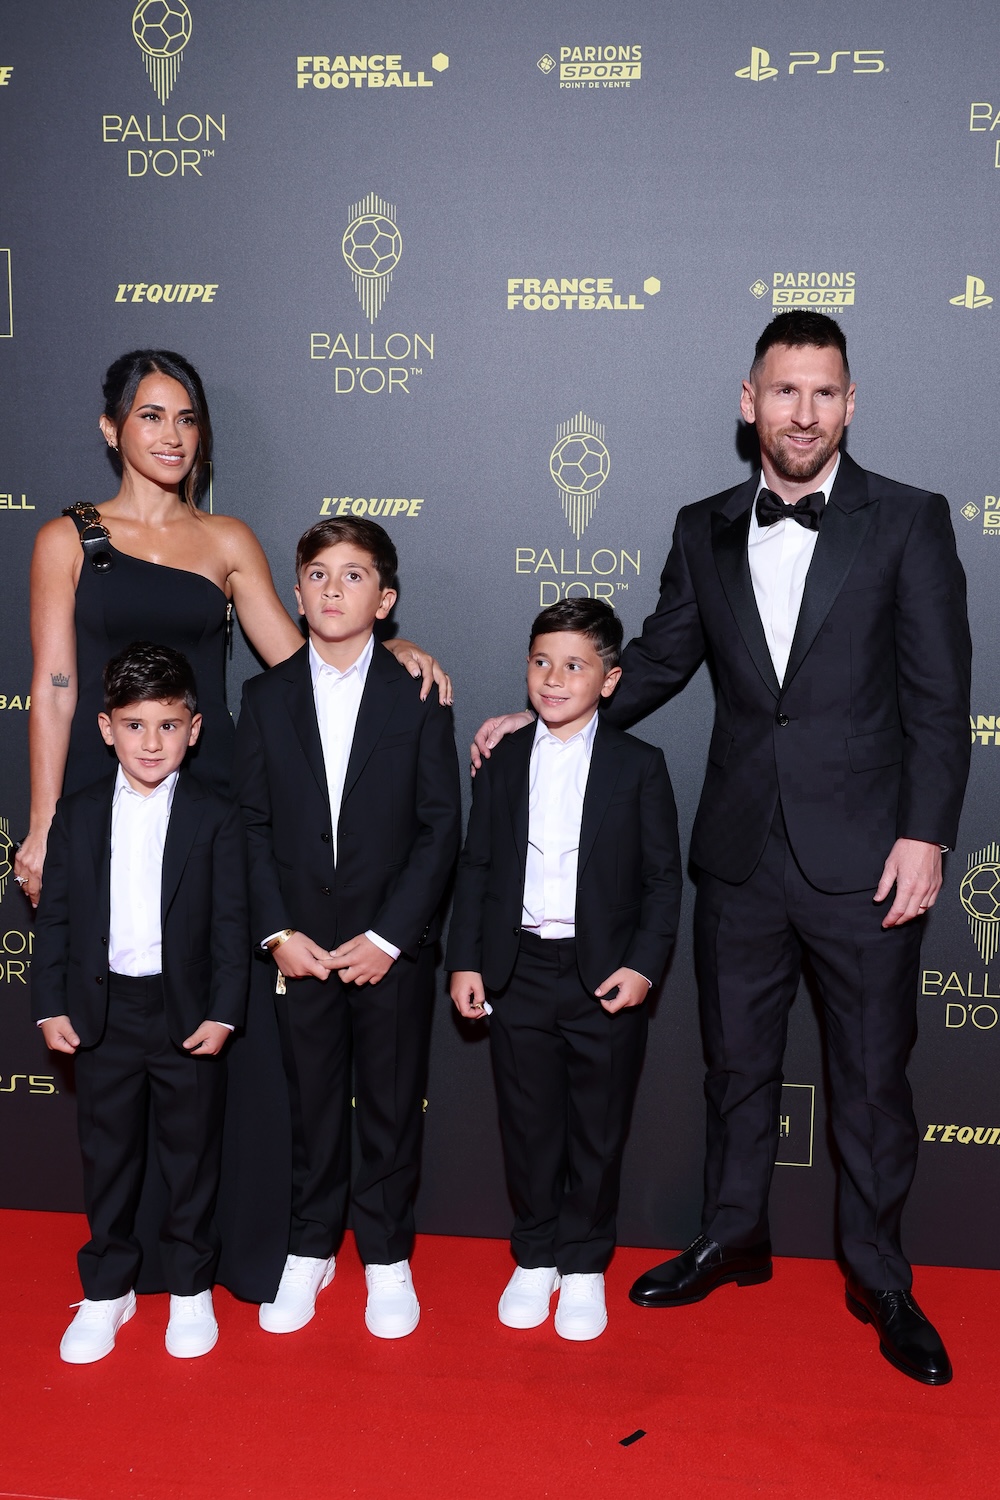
[
  {"xmin": 533, "ymin": 707, "xmax": 600, "ymax": 753},
  {"xmin": 309, "ymin": 632, "xmax": 375, "ymax": 688},
  {"xmin": 754, "ymin": 451, "xmax": 841, "ymax": 507},
  {"xmin": 113, "ymin": 764, "xmax": 179, "ymax": 807}
]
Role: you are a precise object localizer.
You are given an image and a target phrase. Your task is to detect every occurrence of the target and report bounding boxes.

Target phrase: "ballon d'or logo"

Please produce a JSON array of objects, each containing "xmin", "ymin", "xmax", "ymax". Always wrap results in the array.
[
  {"xmin": 132, "ymin": 0, "xmax": 192, "ymax": 105},
  {"xmin": 960, "ymin": 842, "xmax": 1000, "ymax": 964},
  {"xmin": 549, "ymin": 414, "xmax": 611, "ymax": 541},
  {"xmin": 342, "ymin": 194, "xmax": 402, "ymax": 324}
]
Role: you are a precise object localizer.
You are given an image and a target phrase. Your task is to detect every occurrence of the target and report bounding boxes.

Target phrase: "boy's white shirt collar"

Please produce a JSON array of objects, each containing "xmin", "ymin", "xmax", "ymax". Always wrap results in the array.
[
  {"xmin": 532, "ymin": 707, "xmax": 600, "ymax": 752},
  {"xmin": 308, "ymin": 631, "xmax": 375, "ymax": 684}
]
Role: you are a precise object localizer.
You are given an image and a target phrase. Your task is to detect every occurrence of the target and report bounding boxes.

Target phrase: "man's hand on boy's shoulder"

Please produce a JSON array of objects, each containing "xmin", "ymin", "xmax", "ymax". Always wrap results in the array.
[
  {"xmin": 39, "ymin": 1016, "xmax": 80, "ymax": 1053},
  {"xmin": 183, "ymin": 1021, "xmax": 232, "ymax": 1057},
  {"xmin": 595, "ymin": 968, "xmax": 652, "ymax": 1014},
  {"xmin": 273, "ymin": 931, "xmax": 337, "ymax": 981},
  {"xmin": 329, "ymin": 933, "xmax": 395, "ymax": 986},
  {"xmin": 450, "ymin": 971, "xmax": 488, "ymax": 1019}
]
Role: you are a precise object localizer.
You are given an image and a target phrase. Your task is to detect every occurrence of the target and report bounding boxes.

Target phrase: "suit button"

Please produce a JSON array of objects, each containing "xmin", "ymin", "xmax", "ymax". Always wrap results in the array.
[
  {"xmin": 95, "ymin": 975, "xmax": 104, "ymax": 985},
  {"xmin": 101, "ymin": 936, "xmax": 108, "ymax": 946},
  {"xmin": 321, "ymin": 887, "xmax": 331, "ymax": 896},
  {"xmin": 321, "ymin": 832, "xmax": 331, "ymax": 842},
  {"xmin": 512, "ymin": 925, "xmax": 521, "ymax": 935},
  {"xmin": 776, "ymin": 713, "xmax": 789, "ymax": 727}
]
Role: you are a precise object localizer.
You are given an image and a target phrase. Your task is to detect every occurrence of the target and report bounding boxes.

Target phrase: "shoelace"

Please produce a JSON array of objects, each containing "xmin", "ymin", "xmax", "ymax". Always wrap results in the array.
[
  {"xmin": 281, "ymin": 1256, "xmax": 328, "ymax": 1288},
  {"xmin": 171, "ymin": 1296, "xmax": 211, "ymax": 1321},
  {"xmin": 514, "ymin": 1267, "xmax": 557, "ymax": 1291},
  {"xmin": 562, "ymin": 1276, "xmax": 603, "ymax": 1302},
  {"xmin": 367, "ymin": 1263, "xmax": 406, "ymax": 1288}
]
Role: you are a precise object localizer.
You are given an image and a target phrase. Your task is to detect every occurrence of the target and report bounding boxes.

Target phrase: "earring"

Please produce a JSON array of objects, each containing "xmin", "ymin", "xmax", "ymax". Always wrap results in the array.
[{"xmin": 108, "ymin": 442, "xmax": 118, "ymax": 452}]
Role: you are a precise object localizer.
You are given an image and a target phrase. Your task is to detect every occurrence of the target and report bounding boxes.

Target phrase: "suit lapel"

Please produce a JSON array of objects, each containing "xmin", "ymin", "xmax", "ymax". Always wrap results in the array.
[
  {"xmin": 342, "ymin": 643, "xmax": 401, "ymax": 803},
  {"xmin": 781, "ymin": 454, "xmax": 876, "ymax": 690},
  {"xmin": 712, "ymin": 478, "xmax": 781, "ymax": 699},
  {"xmin": 578, "ymin": 722, "xmax": 625, "ymax": 874},
  {"xmin": 161, "ymin": 774, "xmax": 204, "ymax": 919},
  {"xmin": 281, "ymin": 644, "xmax": 329, "ymax": 806},
  {"xmin": 502, "ymin": 724, "xmax": 535, "ymax": 874}
]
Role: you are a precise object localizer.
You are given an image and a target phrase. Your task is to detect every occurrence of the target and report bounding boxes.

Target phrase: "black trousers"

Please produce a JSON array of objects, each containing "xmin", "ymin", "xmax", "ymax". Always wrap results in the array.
[
  {"xmin": 74, "ymin": 974, "xmax": 226, "ymax": 1300},
  {"xmin": 488, "ymin": 932, "xmax": 648, "ymax": 1275},
  {"xmin": 695, "ymin": 813, "xmax": 922, "ymax": 1289},
  {"xmin": 275, "ymin": 947, "xmax": 434, "ymax": 1266}
]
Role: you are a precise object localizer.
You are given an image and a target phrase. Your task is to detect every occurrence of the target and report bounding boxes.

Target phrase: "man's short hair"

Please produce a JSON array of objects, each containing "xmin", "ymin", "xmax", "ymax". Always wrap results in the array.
[
  {"xmin": 295, "ymin": 517, "xmax": 399, "ymax": 591},
  {"xmin": 103, "ymin": 641, "xmax": 198, "ymax": 714},
  {"xmin": 750, "ymin": 311, "xmax": 850, "ymax": 381},
  {"xmin": 528, "ymin": 598, "xmax": 623, "ymax": 672}
]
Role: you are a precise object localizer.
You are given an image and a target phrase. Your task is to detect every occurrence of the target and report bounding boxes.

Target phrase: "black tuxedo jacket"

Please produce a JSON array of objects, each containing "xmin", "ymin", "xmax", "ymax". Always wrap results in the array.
[
  {"xmin": 446, "ymin": 718, "xmax": 682, "ymax": 995},
  {"xmin": 234, "ymin": 641, "xmax": 461, "ymax": 955},
  {"xmin": 32, "ymin": 770, "xmax": 249, "ymax": 1047},
  {"xmin": 607, "ymin": 451, "xmax": 972, "ymax": 892}
]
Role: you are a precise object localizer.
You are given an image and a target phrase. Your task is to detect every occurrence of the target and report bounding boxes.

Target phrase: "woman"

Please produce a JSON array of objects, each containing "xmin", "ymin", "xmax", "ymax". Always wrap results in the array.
[
  {"xmin": 16, "ymin": 348, "xmax": 448, "ymax": 1303},
  {"xmin": 15, "ymin": 348, "xmax": 447, "ymax": 904}
]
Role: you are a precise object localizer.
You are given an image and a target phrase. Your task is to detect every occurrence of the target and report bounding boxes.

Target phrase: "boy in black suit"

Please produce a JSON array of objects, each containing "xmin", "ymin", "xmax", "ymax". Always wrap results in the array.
[
  {"xmin": 448, "ymin": 599, "xmax": 681, "ymax": 1340},
  {"xmin": 33, "ymin": 642, "xmax": 248, "ymax": 1364},
  {"xmin": 234, "ymin": 518, "xmax": 460, "ymax": 1340}
]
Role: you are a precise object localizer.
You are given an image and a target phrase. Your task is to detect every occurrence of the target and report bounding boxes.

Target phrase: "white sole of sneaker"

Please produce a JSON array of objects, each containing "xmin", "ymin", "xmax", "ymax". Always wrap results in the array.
[
  {"xmin": 165, "ymin": 1324, "xmax": 220, "ymax": 1359},
  {"xmin": 553, "ymin": 1310, "xmax": 608, "ymax": 1342},
  {"xmin": 364, "ymin": 1305, "xmax": 420, "ymax": 1340}
]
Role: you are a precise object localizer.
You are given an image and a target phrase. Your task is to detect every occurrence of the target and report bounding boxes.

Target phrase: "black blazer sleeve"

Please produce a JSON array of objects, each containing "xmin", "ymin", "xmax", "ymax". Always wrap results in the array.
[
  {"xmin": 444, "ymin": 755, "xmax": 495, "ymax": 974},
  {"xmin": 233, "ymin": 680, "xmax": 292, "ymax": 942},
  {"xmin": 30, "ymin": 798, "xmax": 72, "ymax": 1021},
  {"xmin": 620, "ymin": 746, "xmax": 682, "ymax": 986},
  {"xmin": 370, "ymin": 685, "xmax": 462, "ymax": 955},
  {"xmin": 207, "ymin": 798, "xmax": 251, "ymax": 1029}
]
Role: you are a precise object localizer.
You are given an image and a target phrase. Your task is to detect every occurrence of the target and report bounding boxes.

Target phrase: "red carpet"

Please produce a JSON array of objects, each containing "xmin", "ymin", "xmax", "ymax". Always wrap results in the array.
[{"xmin": 2, "ymin": 1210, "xmax": 998, "ymax": 1500}]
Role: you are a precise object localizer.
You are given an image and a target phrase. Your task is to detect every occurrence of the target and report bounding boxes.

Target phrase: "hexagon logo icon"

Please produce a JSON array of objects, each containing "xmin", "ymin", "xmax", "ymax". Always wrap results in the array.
[
  {"xmin": 132, "ymin": 0, "xmax": 192, "ymax": 104},
  {"xmin": 549, "ymin": 413, "xmax": 611, "ymax": 540},
  {"xmin": 960, "ymin": 842, "xmax": 1000, "ymax": 963},
  {"xmin": 342, "ymin": 193, "xmax": 402, "ymax": 323},
  {"xmin": 431, "ymin": 53, "xmax": 449, "ymax": 72}
]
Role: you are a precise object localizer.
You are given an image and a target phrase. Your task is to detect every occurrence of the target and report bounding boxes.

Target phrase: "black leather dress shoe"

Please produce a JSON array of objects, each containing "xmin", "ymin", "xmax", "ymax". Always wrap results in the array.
[
  {"xmin": 628, "ymin": 1234, "xmax": 772, "ymax": 1308},
  {"xmin": 846, "ymin": 1282, "xmax": 953, "ymax": 1385}
]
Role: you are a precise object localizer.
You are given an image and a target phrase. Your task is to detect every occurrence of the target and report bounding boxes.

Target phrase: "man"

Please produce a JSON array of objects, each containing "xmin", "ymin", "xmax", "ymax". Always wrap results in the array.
[{"xmin": 474, "ymin": 312, "xmax": 972, "ymax": 1384}]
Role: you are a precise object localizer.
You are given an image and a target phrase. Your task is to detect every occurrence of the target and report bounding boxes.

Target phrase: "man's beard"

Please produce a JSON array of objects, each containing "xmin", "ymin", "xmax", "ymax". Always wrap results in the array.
[{"xmin": 761, "ymin": 429, "xmax": 841, "ymax": 484}]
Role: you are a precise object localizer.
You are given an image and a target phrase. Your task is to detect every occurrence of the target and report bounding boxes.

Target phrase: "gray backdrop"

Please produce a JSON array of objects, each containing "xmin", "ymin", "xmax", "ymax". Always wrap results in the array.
[{"xmin": 1, "ymin": 0, "xmax": 997, "ymax": 1267}]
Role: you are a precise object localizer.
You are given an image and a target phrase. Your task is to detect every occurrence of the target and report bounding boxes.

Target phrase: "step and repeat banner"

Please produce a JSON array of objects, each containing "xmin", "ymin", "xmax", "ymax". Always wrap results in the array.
[{"xmin": 1, "ymin": 0, "xmax": 997, "ymax": 1267}]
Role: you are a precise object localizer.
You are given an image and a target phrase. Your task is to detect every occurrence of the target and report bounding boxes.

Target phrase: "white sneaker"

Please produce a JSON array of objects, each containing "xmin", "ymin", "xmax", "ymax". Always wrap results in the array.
[
  {"xmin": 165, "ymin": 1290, "xmax": 219, "ymax": 1358},
  {"xmin": 554, "ymin": 1273, "xmax": 608, "ymax": 1341},
  {"xmin": 259, "ymin": 1254, "xmax": 336, "ymax": 1334},
  {"xmin": 59, "ymin": 1291, "xmax": 136, "ymax": 1364},
  {"xmin": 498, "ymin": 1266, "xmax": 560, "ymax": 1329},
  {"xmin": 364, "ymin": 1260, "xmax": 420, "ymax": 1339}
]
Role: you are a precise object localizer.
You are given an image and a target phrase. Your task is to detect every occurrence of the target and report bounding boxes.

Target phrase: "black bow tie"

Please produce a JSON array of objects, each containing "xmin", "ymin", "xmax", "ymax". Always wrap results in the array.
[{"xmin": 755, "ymin": 487, "xmax": 825, "ymax": 531}]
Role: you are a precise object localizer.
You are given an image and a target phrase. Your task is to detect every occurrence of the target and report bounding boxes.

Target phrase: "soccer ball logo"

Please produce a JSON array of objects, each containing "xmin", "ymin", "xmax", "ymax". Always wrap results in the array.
[
  {"xmin": 343, "ymin": 194, "xmax": 401, "ymax": 323},
  {"xmin": 132, "ymin": 0, "xmax": 192, "ymax": 57},
  {"xmin": 960, "ymin": 846, "xmax": 1000, "ymax": 965},
  {"xmin": 0, "ymin": 816, "xmax": 12, "ymax": 904},
  {"xmin": 550, "ymin": 433, "xmax": 611, "ymax": 496},
  {"xmin": 342, "ymin": 215, "xmax": 403, "ymax": 280},
  {"xmin": 549, "ymin": 413, "xmax": 611, "ymax": 540},
  {"xmin": 132, "ymin": 0, "xmax": 192, "ymax": 104},
  {"xmin": 960, "ymin": 862, "xmax": 1000, "ymax": 922}
]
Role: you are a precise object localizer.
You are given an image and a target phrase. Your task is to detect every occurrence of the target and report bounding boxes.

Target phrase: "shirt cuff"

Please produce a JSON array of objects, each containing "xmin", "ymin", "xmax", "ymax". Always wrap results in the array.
[
  {"xmin": 210, "ymin": 1021, "xmax": 236, "ymax": 1032},
  {"xmin": 260, "ymin": 930, "xmax": 285, "ymax": 949},
  {"xmin": 366, "ymin": 930, "xmax": 400, "ymax": 961}
]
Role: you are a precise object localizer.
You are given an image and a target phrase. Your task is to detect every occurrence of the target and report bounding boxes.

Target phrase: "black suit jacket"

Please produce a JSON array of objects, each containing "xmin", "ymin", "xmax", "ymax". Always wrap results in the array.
[
  {"xmin": 32, "ymin": 770, "xmax": 249, "ymax": 1047},
  {"xmin": 606, "ymin": 451, "xmax": 972, "ymax": 892},
  {"xmin": 234, "ymin": 641, "xmax": 461, "ymax": 955},
  {"xmin": 446, "ymin": 718, "xmax": 682, "ymax": 995}
]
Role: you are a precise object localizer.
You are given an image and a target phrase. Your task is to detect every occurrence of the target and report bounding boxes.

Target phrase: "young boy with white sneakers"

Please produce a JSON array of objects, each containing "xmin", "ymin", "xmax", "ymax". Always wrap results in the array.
[
  {"xmin": 448, "ymin": 600, "xmax": 681, "ymax": 1340},
  {"xmin": 235, "ymin": 518, "xmax": 459, "ymax": 1340},
  {"xmin": 33, "ymin": 642, "xmax": 248, "ymax": 1364}
]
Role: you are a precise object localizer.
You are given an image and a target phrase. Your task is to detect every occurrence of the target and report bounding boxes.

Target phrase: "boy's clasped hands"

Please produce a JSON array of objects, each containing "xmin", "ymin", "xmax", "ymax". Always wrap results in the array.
[{"xmin": 270, "ymin": 929, "xmax": 395, "ymax": 986}]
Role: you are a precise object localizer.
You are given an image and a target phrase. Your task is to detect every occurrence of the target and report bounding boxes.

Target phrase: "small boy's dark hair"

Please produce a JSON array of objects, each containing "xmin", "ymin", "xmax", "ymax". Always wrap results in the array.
[
  {"xmin": 295, "ymin": 517, "xmax": 399, "ymax": 591},
  {"xmin": 103, "ymin": 641, "xmax": 198, "ymax": 714},
  {"xmin": 528, "ymin": 598, "xmax": 623, "ymax": 671}
]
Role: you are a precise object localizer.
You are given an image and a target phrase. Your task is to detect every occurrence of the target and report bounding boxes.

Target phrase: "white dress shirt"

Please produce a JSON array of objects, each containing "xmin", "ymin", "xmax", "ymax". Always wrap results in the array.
[
  {"xmin": 108, "ymin": 765, "xmax": 177, "ymax": 976},
  {"xmin": 298, "ymin": 634, "xmax": 398, "ymax": 961},
  {"xmin": 748, "ymin": 455, "xmax": 840, "ymax": 684},
  {"xmin": 521, "ymin": 711, "xmax": 599, "ymax": 939}
]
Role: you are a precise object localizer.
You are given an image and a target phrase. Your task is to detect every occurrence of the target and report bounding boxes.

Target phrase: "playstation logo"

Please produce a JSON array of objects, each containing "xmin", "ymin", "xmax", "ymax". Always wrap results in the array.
[
  {"xmin": 736, "ymin": 47, "xmax": 778, "ymax": 82},
  {"xmin": 950, "ymin": 275, "xmax": 993, "ymax": 310}
]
